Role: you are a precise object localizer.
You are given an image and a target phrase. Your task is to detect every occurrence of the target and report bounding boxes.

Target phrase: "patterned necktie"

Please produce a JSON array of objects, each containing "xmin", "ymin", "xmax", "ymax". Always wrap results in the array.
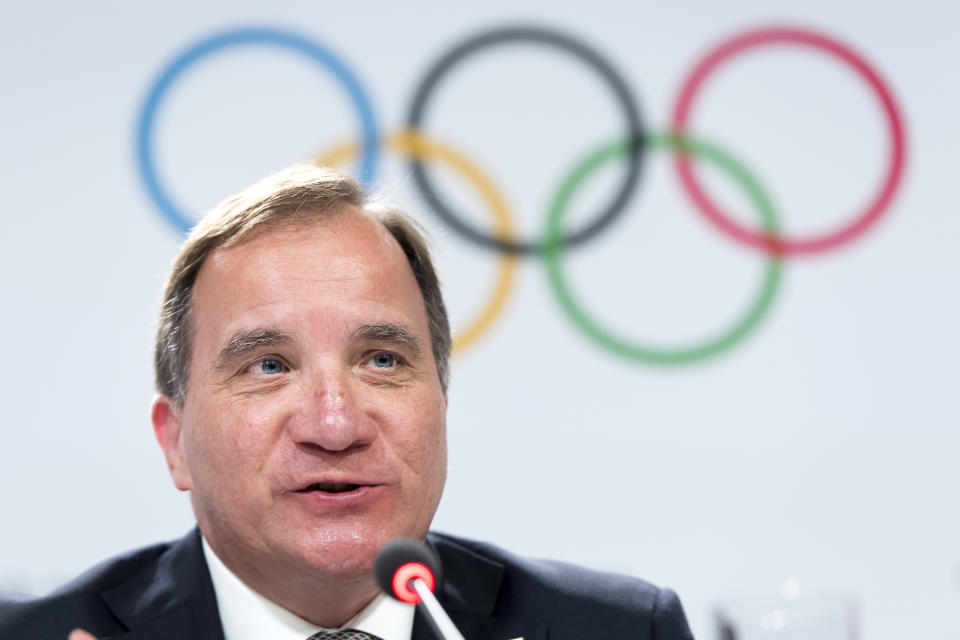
[{"xmin": 306, "ymin": 630, "xmax": 384, "ymax": 640}]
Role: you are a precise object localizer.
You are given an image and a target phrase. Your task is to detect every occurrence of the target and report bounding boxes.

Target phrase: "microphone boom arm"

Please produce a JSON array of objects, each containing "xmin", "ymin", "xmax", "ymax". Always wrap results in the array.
[{"xmin": 411, "ymin": 577, "xmax": 466, "ymax": 640}]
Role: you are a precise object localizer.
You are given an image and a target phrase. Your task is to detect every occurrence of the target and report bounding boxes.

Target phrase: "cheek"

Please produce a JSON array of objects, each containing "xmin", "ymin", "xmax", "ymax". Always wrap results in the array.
[
  {"xmin": 434, "ymin": 432, "xmax": 448, "ymax": 489},
  {"xmin": 186, "ymin": 395, "xmax": 293, "ymax": 479},
  {"xmin": 387, "ymin": 399, "xmax": 447, "ymax": 480}
]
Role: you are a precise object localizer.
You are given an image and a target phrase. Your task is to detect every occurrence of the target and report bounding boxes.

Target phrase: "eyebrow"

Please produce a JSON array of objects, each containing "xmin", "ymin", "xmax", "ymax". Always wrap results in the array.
[
  {"xmin": 214, "ymin": 328, "xmax": 292, "ymax": 370},
  {"xmin": 352, "ymin": 322, "xmax": 423, "ymax": 356}
]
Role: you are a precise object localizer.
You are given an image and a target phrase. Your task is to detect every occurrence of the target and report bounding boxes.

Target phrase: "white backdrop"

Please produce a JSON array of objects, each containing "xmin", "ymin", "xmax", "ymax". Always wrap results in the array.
[{"xmin": 2, "ymin": 1, "xmax": 959, "ymax": 638}]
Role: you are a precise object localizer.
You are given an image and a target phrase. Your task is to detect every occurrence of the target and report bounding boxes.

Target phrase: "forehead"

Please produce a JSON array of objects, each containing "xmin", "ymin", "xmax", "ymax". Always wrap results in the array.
[{"xmin": 190, "ymin": 208, "xmax": 427, "ymax": 344}]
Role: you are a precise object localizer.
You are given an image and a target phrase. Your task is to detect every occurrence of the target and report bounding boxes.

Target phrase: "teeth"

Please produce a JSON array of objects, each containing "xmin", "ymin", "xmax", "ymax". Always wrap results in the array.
[{"xmin": 308, "ymin": 482, "xmax": 358, "ymax": 493}]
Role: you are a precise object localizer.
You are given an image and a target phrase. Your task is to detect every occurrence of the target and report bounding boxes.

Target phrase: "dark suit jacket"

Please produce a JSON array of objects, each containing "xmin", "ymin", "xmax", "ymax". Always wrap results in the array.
[{"xmin": 0, "ymin": 529, "xmax": 695, "ymax": 640}]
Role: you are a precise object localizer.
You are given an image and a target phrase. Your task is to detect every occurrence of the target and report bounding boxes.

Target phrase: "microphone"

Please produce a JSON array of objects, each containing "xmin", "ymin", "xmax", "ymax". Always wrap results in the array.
[{"xmin": 374, "ymin": 538, "xmax": 466, "ymax": 640}]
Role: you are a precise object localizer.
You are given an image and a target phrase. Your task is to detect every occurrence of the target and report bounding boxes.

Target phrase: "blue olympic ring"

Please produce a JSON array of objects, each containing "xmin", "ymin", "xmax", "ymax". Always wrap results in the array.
[{"xmin": 135, "ymin": 26, "xmax": 380, "ymax": 234}]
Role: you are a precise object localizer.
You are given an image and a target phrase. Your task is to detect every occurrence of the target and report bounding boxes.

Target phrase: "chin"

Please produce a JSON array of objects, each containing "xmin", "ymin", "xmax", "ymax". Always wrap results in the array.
[{"xmin": 290, "ymin": 526, "xmax": 390, "ymax": 581}]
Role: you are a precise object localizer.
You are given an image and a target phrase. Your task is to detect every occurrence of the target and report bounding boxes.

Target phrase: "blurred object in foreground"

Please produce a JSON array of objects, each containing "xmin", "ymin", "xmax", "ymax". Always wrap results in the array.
[
  {"xmin": 0, "ymin": 572, "xmax": 71, "ymax": 598},
  {"xmin": 715, "ymin": 579, "xmax": 859, "ymax": 640}
]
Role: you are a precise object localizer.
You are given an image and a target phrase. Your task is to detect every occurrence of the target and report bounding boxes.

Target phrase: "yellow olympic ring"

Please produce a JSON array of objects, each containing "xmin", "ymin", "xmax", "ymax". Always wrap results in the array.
[{"xmin": 315, "ymin": 130, "xmax": 519, "ymax": 355}]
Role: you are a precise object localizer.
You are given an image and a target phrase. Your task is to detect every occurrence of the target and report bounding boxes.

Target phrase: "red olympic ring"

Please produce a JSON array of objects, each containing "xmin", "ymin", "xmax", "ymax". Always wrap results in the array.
[{"xmin": 670, "ymin": 26, "xmax": 907, "ymax": 256}]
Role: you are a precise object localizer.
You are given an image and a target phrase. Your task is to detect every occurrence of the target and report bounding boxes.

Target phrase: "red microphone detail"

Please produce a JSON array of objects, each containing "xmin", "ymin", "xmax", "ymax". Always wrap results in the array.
[{"xmin": 391, "ymin": 561, "xmax": 436, "ymax": 604}]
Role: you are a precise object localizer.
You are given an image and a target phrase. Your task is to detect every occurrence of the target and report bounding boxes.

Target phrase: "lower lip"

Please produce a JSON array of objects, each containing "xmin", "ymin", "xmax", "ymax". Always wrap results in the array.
[{"xmin": 288, "ymin": 485, "xmax": 385, "ymax": 508}]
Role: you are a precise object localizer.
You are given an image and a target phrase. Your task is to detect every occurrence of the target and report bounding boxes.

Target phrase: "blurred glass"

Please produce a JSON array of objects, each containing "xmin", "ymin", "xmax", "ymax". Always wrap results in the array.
[
  {"xmin": 0, "ymin": 571, "xmax": 71, "ymax": 597},
  {"xmin": 715, "ymin": 580, "xmax": 859, "ymax": 640}
]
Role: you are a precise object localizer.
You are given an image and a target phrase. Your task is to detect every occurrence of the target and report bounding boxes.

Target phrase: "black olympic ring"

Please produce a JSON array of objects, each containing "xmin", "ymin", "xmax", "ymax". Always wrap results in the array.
[{"xmin": 405, "ymin": 25, "xmax": 646, "ymax": 255}]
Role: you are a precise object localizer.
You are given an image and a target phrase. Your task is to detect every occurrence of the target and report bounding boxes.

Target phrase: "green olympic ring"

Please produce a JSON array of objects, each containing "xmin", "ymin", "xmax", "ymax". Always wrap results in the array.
[{"xmin": 541, "ymin": 133, "xmax": 784, "ymax": 365}]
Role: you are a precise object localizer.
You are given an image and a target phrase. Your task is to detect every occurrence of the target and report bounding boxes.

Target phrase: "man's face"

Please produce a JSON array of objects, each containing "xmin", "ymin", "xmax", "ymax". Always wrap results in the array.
[{"xmin": 153, "ymin": 209, "xmax": 447, "ymax": 583}]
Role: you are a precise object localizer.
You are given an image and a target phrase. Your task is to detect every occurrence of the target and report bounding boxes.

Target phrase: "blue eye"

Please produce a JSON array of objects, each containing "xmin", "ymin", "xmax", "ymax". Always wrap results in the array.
[
  {"xmin": 259, "ymin": 359, "xmax": 285, "ymax": 375},
  {"xmin": 370, "ymin": 353, "xmax": 396, "ymax": 368}
]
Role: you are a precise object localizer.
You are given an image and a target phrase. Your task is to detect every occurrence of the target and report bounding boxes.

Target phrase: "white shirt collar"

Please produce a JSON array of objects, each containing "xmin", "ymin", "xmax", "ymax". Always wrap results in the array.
[{"xmin": 202, "ymin": 536, "xmax": 415, "ymax": 640}]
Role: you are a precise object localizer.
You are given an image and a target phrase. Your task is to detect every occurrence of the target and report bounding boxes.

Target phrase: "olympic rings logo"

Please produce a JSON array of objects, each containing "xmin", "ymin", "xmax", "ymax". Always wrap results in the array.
[{"xmin": 135, "ymin": 23, "xmax": 907, "ymax": 366}]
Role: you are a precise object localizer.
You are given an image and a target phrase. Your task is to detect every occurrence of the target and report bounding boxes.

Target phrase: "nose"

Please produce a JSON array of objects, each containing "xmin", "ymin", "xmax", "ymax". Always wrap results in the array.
[{"xmin": 287, "ymin": 377, "xmax": 377, "ymax": 453}]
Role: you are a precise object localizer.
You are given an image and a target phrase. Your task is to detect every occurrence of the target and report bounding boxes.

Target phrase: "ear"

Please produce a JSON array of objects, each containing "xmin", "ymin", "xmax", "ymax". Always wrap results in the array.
[{"xmin": 151, "ymin": 395, "xmax": 194, "ymax": 492}]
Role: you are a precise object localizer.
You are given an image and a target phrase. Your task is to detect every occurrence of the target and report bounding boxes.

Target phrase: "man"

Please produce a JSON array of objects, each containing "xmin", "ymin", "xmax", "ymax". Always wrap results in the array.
[{"xmin": 0, "ymin": 163, "xmax": 695, "ymax": 640}]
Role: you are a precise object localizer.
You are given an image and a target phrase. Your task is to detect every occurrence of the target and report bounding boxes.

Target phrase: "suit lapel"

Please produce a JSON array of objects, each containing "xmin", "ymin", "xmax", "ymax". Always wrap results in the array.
[
  {"xmin": 98, "ymin": 529, "xmax": 224, "ymax": 640},
  {"xmin": 413, "ymin": 533, "xmax": 547, "ymax": 640}
]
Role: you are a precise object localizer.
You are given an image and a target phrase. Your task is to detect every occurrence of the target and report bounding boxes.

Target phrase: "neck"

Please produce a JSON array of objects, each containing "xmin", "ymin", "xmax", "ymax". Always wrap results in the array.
[{"xmin": 205, "ymin": 536, "xmax": 381, "ymax": 628}]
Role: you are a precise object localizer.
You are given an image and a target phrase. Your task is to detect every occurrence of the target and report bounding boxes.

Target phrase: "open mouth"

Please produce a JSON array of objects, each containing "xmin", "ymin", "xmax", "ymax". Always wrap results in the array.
[{"xmin": 301, "ymin": 482, "xmax": 362, "ymax": 494}]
